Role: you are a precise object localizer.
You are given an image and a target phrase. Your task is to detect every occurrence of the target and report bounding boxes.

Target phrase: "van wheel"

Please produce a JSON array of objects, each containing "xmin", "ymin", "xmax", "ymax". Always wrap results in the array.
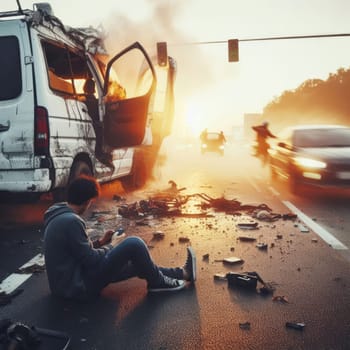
[
  {"xmin": 68, "ymin": 160, "xmax": 93, "ymax": 184},
  {"xmin": 52, "ymin": 160, "xmax": 92, "ymax": 202},
  {"xmin": 120, "ymin": 150, "xmax": 148, "ymax": 192}
]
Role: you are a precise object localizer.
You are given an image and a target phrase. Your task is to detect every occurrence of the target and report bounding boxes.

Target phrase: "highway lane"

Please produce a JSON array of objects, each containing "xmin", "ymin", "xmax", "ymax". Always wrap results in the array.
[{"xmin": 1, "ymin": 139, "xmax": 350, "ymax": 349}]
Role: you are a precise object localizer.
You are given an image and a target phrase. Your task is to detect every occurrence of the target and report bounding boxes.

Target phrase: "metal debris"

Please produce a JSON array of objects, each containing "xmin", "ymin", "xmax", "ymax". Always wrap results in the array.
[
  {"xmin": 239, "ymin": 322, "xmax": 251, "ymax": 330},
  {"xmin": 152, "ymin": 231, "xmax": 165, "ymax": 241},
  {"xmin": 285, "ymin": 322, "xmax": 305, "ymax": 330},
  {"xmin": 237, "ymin": 236, "xmax": 257, "ymax": 242},
  {"xmin": 272, "ymin": 295, "xmax": 289, "ymax": 303},
  {"xmin": 223, "ymin": 257, "xmax": 244, "ymax": 264}
]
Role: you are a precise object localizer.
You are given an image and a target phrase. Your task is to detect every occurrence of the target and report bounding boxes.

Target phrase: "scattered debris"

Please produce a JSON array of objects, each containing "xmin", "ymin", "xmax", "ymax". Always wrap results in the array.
[
  {"xmin": 227, "ymin": 272, "xmax": 258, "ymax": 289},
  {"xmin": 223, "ymin": 257, "xmax": 244, "ymax": 265},
  {"xmin": 298, "ymin": 224, "xmax": 309, "ymax": 233},
  {"xmin": 178, "ymin": 237, "xmax": 190, "ymax": 243},
  {"xmin": 256, "ymin": 243, "xmax": 268, "ymax": 250},
  {"xmin": 237, "ymin": 236, "xmax": 257, "ymax": 242},
  {"xmin": 239, "ymin": 322, "xmax": 251, "ymax": 330},
  {"xmin": 272, "ymin": 295, "xmax": 289, "ymax": 303},
  {"xmin": 236, "ymin": 222, "xmax": 259, "ymax": 230},
  {"xmin": 202, "ymin": 253, "xmax": 210, "ymax": 261},
  {"xmin": 152, "ymin": 231, "xmax": 165, "ymax": 241},
  {"xmin": 285, "ymin": 322, "xmax": 305, "ymax": 330},
  {"xmin": 213, "ymin": 273, "xmax": 227, "ymax": 281}
]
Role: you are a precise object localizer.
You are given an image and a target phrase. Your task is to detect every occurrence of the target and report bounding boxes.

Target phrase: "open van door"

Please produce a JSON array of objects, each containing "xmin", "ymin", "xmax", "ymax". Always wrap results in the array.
[{"xmin": 103, "ymin": 42, "xmax": 156, "ymax": 148}]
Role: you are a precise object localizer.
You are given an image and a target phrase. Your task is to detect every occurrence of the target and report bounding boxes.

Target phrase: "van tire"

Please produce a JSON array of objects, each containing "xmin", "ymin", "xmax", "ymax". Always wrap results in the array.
[{"xmin": 52, "ymin": 160, "xmax": 92, "ymax": 202}]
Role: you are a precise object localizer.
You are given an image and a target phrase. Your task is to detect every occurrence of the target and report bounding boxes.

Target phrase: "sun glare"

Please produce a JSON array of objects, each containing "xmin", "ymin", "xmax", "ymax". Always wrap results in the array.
[{"xmin": 185, "ymin": 101, "xmax": 205, "ymax": 137}]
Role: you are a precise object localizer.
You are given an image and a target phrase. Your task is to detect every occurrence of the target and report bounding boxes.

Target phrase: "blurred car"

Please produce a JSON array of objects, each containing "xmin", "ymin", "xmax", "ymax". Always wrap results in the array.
[
  {"xmin": 201, "ymin": 132, "xmax": 225, "ymax": 156},
  {"xmin": 268, "ymin": 124, "xmax": 350, "ymax": 194}
]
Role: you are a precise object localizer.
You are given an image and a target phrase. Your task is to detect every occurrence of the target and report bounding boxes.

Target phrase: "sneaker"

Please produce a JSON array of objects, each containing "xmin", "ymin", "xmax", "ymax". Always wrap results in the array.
[
  {"xmin": 183, "ymin": 246, "xmax": 196, "ymax": 282},
  {"xmin": 148, "ymin": 275, "xmax": 186, "ymax": 293}
]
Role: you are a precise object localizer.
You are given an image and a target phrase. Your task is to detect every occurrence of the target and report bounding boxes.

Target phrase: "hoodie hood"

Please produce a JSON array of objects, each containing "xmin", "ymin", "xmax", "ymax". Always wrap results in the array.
[{"xmin": 43, "ymin": 202, "xmax": 74, "ymax": 228}]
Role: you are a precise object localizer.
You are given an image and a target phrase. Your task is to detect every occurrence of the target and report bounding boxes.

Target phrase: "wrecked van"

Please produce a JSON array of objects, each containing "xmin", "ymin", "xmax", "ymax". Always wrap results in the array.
[{"xmin": 0, "ymin": 3, "xmax": 175, "ymax": 201}]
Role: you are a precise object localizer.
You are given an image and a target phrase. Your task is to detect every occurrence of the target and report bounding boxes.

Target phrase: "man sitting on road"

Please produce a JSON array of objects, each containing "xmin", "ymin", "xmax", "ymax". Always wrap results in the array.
[{"xmin": 43, "ymin": 176, "xmax": 196, "ymax": 301}]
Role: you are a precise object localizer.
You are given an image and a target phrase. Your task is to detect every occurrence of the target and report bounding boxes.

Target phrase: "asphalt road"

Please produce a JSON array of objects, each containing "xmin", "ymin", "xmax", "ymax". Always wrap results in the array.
[{"xmin": 1, "ymin": 140, "xmax": 350, "ymax": 350}]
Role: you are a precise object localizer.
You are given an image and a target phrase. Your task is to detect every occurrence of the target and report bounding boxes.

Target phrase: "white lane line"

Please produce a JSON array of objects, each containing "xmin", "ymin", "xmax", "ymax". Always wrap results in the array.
[
  {"xmin": 282, "ymin": 200, "xmax": 348, "ymax": 250},
  {"xmin": 0, "ymin": 274, "xmax": 31, "ymax": 294},
  {"xmin": 248, "ymin": 178, "xmax": 261, "ymax": 193},
  {"xmin": 0, "ymin": 253, "xmax": 45, "ymax": 294},
  {"xmin": 268, "ymin": 186, "xmax": 280, "ymax": 196}
]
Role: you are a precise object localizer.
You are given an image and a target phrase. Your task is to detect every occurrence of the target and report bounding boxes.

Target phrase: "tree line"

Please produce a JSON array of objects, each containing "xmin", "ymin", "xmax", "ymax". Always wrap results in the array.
[{"xmin": 262, "ymin": 66, "xmax": 350, "ymax": 132}]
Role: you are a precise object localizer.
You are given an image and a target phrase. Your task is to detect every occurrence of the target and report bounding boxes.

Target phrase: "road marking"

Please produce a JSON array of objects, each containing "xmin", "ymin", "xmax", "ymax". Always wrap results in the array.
[
  {"xmin": 282, "ymin": 200, "xmax": 348, "ymax": 250},
  {"xmin": 0, "ymin": 253, "xmax": 45, "ymax": 294},
  {"xmin": 268, "ymin": 186, "xmax": 280, "ymax": 196},
  {"xmin": 248, "ymin": 178, "xmax": 261, "ymax": 193}
]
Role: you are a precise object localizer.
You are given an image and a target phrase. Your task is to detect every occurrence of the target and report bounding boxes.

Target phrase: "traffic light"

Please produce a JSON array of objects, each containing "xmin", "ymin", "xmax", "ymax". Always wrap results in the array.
[
  {"xmin": 157, "ymin": 42, "xmax": 168, "ymax": 66},
  {"xmin": 228, "ymin": 39, "xmax": 239, "ymax": 62}
]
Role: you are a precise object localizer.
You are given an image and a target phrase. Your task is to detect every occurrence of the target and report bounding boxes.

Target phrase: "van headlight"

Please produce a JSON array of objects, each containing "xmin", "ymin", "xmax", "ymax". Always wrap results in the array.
[{"xmin": 294, "ymin": 156, "xmax": 326, "ymax": 169}]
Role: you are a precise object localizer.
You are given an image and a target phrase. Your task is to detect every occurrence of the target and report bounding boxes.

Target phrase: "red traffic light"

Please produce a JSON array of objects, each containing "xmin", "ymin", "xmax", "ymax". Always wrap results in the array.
[{"xmin": 228, "ymin": 39, "xmax": 239, "ymax": 62}]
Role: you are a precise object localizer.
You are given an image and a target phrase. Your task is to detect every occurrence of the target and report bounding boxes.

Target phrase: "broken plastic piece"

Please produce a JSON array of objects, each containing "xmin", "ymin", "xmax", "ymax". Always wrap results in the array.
[
  {"xmin": 226, "ymin": 273, "xmax": 258, "ymax": 289},
  {"xmin": 239, "ymin": 322, "xmax": 251, "ymax": 330},
  {"xmin": 285, "ymin": 322, "xmax": 305, "ymax": 330},
  {"xmin": 213, "ymin": 273, "xmax": 227, "ymax": 281},
  {"xmin": 238, "ymin": 236, "xmax": 256, "ymax": 242},
  {"xmin": 272, "ymin": 295, "xmax": 289, "ymax": 303},
  {"xmin": 256, "ymin": 243, "xmax": 268, "ymax": 250},
  {"xmin": 237, "ymin": 222, "xmax": 259, "ymax": 230},
  {"xmin": 202, "ymin": 253, "xmax": 209, "ymax": 261},
  {"xmin": 223, "ymin": 257, "xmax": 243, "ymax": 264},
  {"xmin": 152, "ymin": 231, "xmax": 165, "ymax": 240}
]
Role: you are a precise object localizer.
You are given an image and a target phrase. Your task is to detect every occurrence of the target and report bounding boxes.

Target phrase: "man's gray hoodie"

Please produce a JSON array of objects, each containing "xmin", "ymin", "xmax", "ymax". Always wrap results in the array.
[{"xmin": 43, "ymin": 203, "xmax": 111, "ymax": 300}]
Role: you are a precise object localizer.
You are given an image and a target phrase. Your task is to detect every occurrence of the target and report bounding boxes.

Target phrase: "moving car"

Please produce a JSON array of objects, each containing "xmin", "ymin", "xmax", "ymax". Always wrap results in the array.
[
  {"xmin": 201, "ymin": 132, "xmax": 225, "ymax": 156},
  {"xmin": 268, "ymin": 124, "xmax": 350, "ymax": 194}
]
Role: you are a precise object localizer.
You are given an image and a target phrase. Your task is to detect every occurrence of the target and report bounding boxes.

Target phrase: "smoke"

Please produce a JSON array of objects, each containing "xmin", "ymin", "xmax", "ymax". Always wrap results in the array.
[{"xmin": 103, "ymin": 0, "xmax": 216, "ymax": 117}]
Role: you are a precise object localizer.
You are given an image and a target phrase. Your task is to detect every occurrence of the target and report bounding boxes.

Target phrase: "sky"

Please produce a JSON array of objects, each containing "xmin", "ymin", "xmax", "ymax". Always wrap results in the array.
[{"xmin": 3, "ymin": 0, "xmax": 350, "ymax": 136}]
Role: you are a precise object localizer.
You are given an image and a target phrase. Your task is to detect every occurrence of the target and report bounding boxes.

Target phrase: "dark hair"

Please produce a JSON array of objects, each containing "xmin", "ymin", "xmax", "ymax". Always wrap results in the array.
[{"xmin": 67, "ymin": 175, "xmax": 100, "ymax": 205}]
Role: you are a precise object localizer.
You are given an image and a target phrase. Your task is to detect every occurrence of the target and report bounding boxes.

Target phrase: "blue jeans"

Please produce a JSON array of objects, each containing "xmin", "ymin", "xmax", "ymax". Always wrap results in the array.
[{"xmin": 84, "ymin": 236, "xmax": 184, "ymax": 296}]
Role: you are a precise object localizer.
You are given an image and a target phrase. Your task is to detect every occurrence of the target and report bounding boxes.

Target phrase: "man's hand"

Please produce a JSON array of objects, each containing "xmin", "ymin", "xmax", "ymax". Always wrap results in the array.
[
  {"xmin": 98, "ymin": 230, "xmax": 114, "ymax": 246},
  {"xmin": 111, "ymin": 232, "xmax": 126, "ymax": 247}
]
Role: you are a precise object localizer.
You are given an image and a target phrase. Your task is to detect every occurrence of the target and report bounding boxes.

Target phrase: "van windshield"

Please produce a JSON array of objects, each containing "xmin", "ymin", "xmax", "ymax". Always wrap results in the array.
[{"xmin": 0, "ymin": 36, "xmax": 22, "ymax": 100}]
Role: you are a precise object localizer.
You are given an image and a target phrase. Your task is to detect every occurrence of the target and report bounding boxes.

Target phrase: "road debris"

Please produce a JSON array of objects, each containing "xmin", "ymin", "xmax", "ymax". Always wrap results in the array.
[
  {"xmin": 227, "ymin": 272, "xmax": 258, "ymax": 289},
  {"xmin": 152, "ymin": 231, "xmax": 165, "ymax": 241},
  {"xmin": 285, "ymin": 322, "xmax": 305, "ymax": 330},
  {"xmin": 202, "ymin": 253, "xmax": 210, "ymax": 261},
  {"xmin": 272, "ymin": 295, "xmax": 289, "ymax": 303},
  {"xmin": 227, "ymin": 271, "xmax": 276, "ymax": 294},
  {"xmin": 297, "ymin": 223, "xmax": 310, "ymax": 233},
  {"xmin": 223, "ymin": 257, "xmax": 244, "ymax": 264},
  {"xmin": 213, "ymin": 273, "xmax": 227, "ymax": 281},
  {"xmin": 239, "ymin": 322, "xmax": 251, "ymax": 330},
  {"xmin": 236, "ymin": 222, "xmax": 259, "ymax": 230},
  {"xmin": 256, "ymin": 243, "xmax": 268, "ymax": 250},
  {"xmin": 237, "ymin": 236, "xmax": 257, "ymax": 242},
  {"xmin": 178, "ymin": 236, "xmax": 190, "ymax": 243}
]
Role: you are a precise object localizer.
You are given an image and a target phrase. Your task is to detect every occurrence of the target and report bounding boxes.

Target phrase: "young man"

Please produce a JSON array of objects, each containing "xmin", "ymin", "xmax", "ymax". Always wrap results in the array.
[{"xmin": 43, "ymin": 176, "xmax": 196, "ymax": 301}]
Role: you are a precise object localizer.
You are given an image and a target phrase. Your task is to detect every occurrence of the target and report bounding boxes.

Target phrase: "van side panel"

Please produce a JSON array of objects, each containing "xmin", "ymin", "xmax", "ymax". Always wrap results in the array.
[{"xmin": 0, "ymin": 20, "xmax": 52, "ymax": 192}]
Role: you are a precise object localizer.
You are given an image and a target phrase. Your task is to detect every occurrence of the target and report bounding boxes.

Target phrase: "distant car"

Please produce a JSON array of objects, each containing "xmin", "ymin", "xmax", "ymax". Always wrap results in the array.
[
  {"xmin": 268, "ymin": 125, "xmax": 350, "ymax": 194},
  {"xmin": 201, "ymin": 132, "xmax": 225, "ymax": 156}
]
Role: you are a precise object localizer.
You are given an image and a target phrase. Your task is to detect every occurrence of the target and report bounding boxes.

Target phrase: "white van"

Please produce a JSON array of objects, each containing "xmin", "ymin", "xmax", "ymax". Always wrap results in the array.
[{"xmin": 0, "ymin": 3, "xmax": 175, "ymax": 201}]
